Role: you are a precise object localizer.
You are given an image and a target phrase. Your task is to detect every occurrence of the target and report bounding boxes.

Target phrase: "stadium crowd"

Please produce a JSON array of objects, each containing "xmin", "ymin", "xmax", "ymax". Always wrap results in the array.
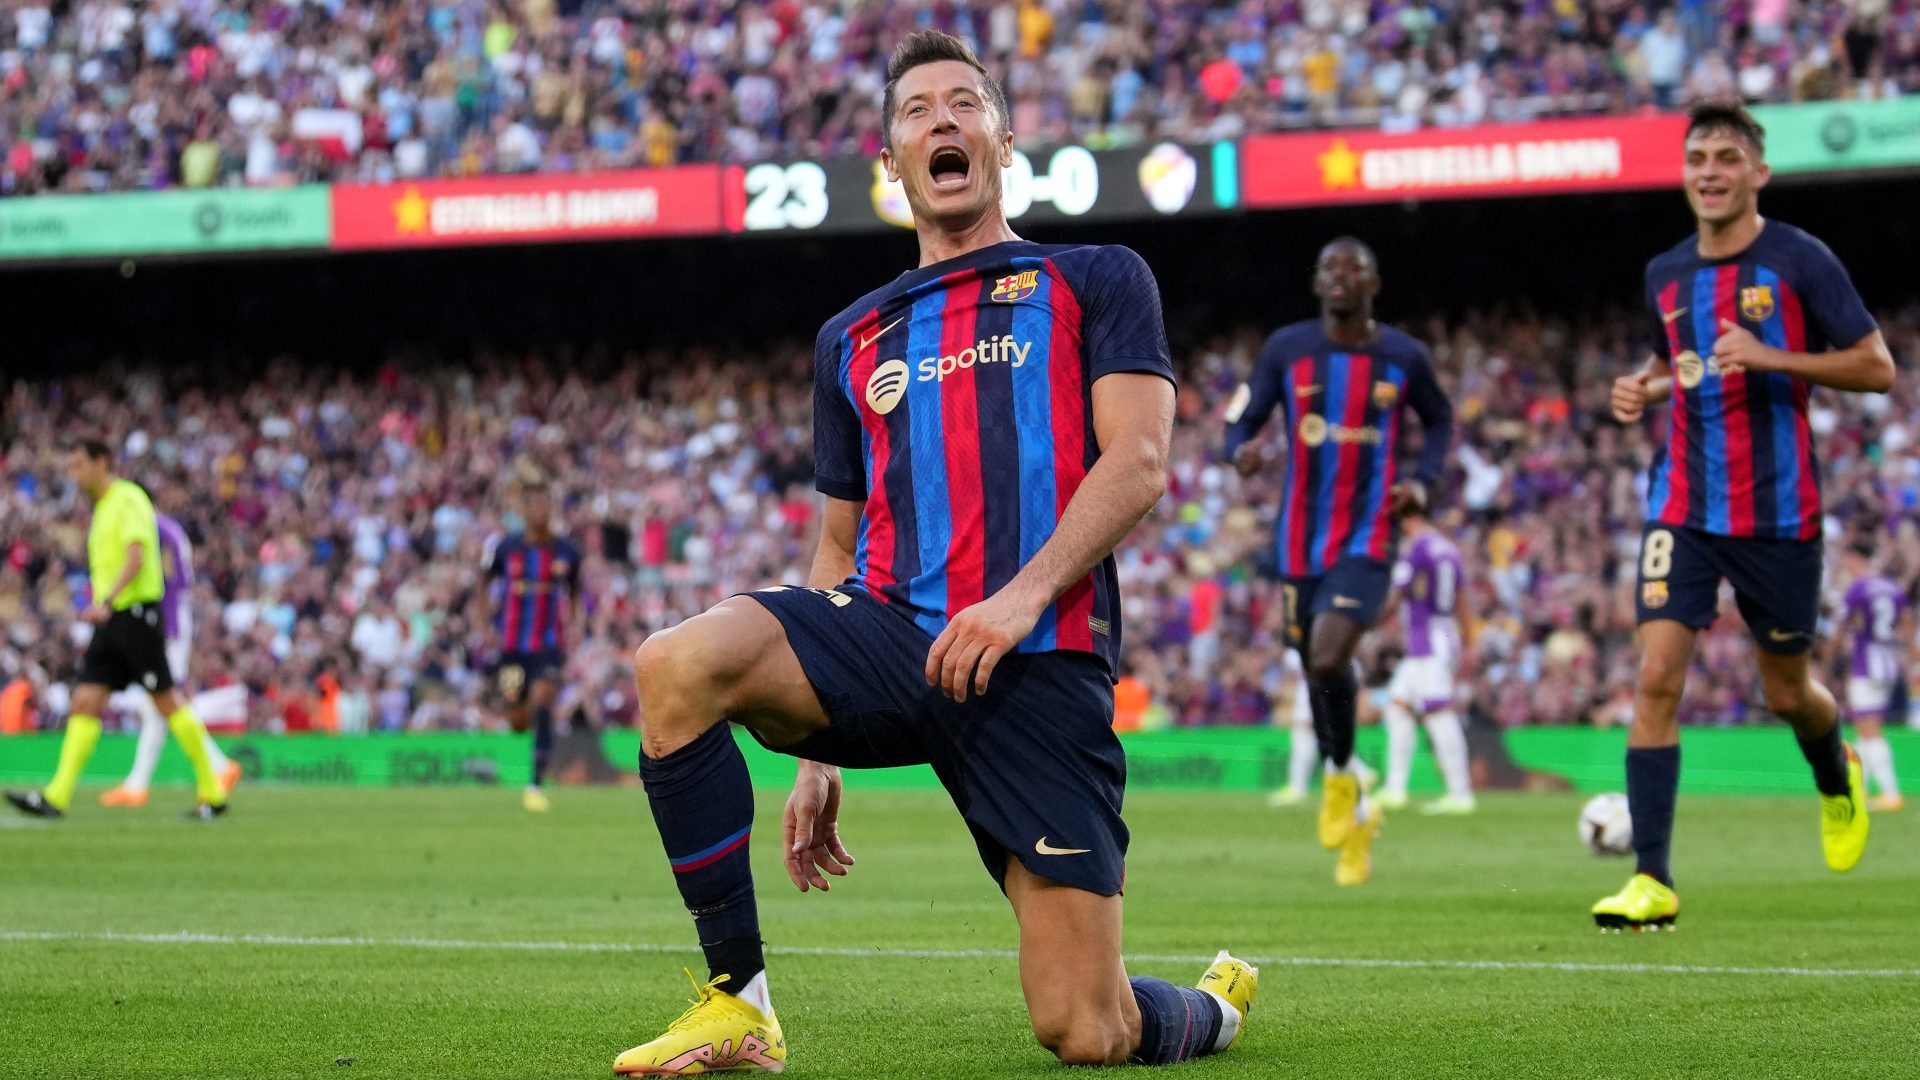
[
  {"xmin": 4, "ymin": 304, "xmax": 1920, "ymax": 737},
  {"xmin": 3, "ymin": 0, "xmax": 1917, "ymax": 195}
]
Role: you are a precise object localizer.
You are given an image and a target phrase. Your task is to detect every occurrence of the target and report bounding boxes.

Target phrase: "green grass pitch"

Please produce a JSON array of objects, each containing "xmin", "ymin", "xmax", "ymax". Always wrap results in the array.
[{"xmin": 2, "ymin": 786, "xmax": 1916, "ymax": 1079}]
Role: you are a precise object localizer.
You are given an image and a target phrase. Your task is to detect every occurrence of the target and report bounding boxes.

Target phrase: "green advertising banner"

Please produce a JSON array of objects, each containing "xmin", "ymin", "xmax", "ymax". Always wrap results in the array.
[
  {"xmin": 0, "ymin": 186, "xmax": 331, "ymax": 261},
  {"xmin": 2, "ymin": 726, "xmax": 1914, "ymax": 796},
  {"xmin": 1753, "ymin": 99, "xmax": 1920, "ymax": 175}
]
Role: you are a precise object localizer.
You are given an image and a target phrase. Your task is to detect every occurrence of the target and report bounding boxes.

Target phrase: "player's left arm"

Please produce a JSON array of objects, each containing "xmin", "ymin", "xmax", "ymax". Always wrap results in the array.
[
  {"xmin": 1712, "ymin": 323, "xmax": 1893, "ymax": 393},
  {"xmin": 86, "ymin": 541, "xmax": 146, "ymax": 623},
  {"xmin": 926, "ymin": 372, "xmax": 1174, "ymax": 701},
  {"xmin": 1712, "ymin": 244, "xmax": 1892, "ymax": 392},
  {"xmin": 1390, "ymin": 347, "xmax": 1455, "ymax": 516}
]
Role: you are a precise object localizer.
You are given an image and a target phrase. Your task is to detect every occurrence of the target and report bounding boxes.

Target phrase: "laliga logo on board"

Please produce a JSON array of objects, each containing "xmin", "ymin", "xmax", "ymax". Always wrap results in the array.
[
  {"xmin": 1137, "ymin": 143, "xmax": 1197, "ymax": 214},
  {"xmin": 866, "ymin": 359, "xmax": 911, "ymax": 415},
  {"xmin": 871, "ymin": 161, "xmax": 915, "ymax": 228}
]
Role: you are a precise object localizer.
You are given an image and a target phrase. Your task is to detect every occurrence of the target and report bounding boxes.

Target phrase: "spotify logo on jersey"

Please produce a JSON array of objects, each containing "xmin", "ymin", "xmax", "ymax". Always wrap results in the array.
[{"xmin": 866, "ymin": 359, "xmax": 911, "ymax": 415}]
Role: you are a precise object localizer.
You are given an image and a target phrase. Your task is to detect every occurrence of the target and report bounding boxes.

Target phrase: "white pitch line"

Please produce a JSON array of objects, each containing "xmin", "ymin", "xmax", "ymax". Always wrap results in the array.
[{"xmin": 2, "ymin": 930, "xmax": 1916, "ymax": 979}]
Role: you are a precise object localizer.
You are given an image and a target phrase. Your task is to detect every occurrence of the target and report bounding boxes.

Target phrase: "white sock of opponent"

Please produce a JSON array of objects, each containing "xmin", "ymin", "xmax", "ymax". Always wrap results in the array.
[
  {"xmin": 1858, "ymin": 735, "xmax": 1900, "ymax": 798},
  {"xmin": 125, "ymin": 693, "xmax": 170, "ymax": 793},
  {"xmin": 1287, "ymin": 720, "xmax": 1318, "ymax": 793},
  {"xmin": 1382, "ymin": 701, "xmax": 1417, "ymax": 800},
  {"xmin": 1424, "ymin": 709, "xmax": 1474, "ymax": 802}
]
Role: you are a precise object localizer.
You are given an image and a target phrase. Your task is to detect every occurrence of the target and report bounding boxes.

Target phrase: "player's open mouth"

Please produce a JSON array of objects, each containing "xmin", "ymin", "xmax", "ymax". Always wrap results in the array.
[
  {"xmin": 1696, "ymin": 185, "xmax": 1729, "ymax": 204},
  {"xmin": 929, "ymin": 146, "xmax": 971, "ymax": 192}
]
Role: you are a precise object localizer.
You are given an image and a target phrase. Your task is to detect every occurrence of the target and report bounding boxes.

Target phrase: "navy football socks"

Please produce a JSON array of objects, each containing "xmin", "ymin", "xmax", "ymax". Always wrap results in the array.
[
  {"xmin": 641, "ymin": 722, "xmax": 765, "ymax": 990},
  {"xmin": 531, "ymin": 704, "xmax": 554, "ymax": 787},
  {"xmin": 1308, "ymin": 666, "xmax": 1359, "ymax": 768},
  {"xmin": 1796, "ymin": 720, "xmax": 1851, "ymax": 797},
  {"xmin": 1129, "ymin": 976, "xmax": 1224, "ymax": 1065},
  {"xmin": 1626, "ymin": 745, "xmax": 1680, "ymax": 886}
]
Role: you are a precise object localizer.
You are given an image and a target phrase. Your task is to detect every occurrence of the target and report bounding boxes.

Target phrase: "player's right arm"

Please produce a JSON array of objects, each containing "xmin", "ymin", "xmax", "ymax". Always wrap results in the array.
[
  {"xmin": 806, "ymin": 497, "xmax": 861, "ymax": 590},
  {"xmin": 1612, "ymin": 354, "xmax": 1673, "ymax": 424},
  {"xmin": 1222, "ymin": 330, "xmax": 1291, "ymax": 477}
]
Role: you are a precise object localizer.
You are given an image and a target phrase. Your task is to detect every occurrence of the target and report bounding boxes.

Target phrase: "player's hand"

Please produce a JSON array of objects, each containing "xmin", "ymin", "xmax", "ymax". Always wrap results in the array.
[
  {"xmin": 1387, "ymin": 479, "xmax": 1428, "ymax": 517},
  {"xmin": 783, "ymin": 760, "xmax": 854, "ymax": 893},
  {"xmin": 80, "ymin": 604, "xmax": 110, "ymax": 625},
  {"xmin": 1712, "ymin": 319, "xmax": 1771, "ymax": 374},
  {"xmin": 1611, "ymin": 372, "xmax": 1652, "ymax": 423},
  {"xmin": 925, "ymin": 587, "xmax": 1043, "ymax": 703},
  {"xmin": 1457, "ymin": 644, "xmax": 1477, "ymax": 681},
  {"xmin": 1232, "ymin": 441, "xmax": 1266, "ymax": 478}
]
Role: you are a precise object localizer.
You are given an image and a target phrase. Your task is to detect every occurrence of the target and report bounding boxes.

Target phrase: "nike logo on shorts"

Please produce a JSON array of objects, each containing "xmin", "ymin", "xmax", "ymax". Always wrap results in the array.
[{"xmin": 1034, "ymin": 837, "xmax": 1091, "ymax": 856}]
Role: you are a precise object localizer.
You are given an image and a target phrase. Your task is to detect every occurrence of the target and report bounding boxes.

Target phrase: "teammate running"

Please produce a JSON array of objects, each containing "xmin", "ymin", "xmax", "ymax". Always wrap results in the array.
[
  {"xmin": 1222, "ymin": 237, "xmax": 1455, "ymax": 885},
  {"xmin": 609, "ymin": 31, "xmax": 1256, "ymax": 1075},
  {"xmin": 487, "ymin": 481, "xmax": 581, "ymax": 813},
  {"xmin": 1597, "ymin": 101, "xmax": 1894, "ymax": 930}
]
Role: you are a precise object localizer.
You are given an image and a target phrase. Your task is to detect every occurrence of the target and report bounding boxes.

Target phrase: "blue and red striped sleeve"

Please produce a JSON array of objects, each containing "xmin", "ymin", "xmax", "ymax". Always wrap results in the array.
[
  {"xmin": 813, "ymin": 316, "xmax": 867, "ymax": 502},
  {"xmin": 1222, "ymin": 327, "xmax": 1293, "ymax": 459}
]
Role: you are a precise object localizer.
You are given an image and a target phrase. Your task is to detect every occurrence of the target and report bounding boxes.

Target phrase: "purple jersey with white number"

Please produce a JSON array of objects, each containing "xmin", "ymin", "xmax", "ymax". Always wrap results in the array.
[
  {"xmin": 1393, "ymin": 531, "xmax": 1463, "ymax": 658},
  {"xmin": 156, "ymin": 515, "xmax": 193, "ymax": 641},
  {"xmin": 1843, "ymin": 575, "xmax": 1906, "ymax": 680}
]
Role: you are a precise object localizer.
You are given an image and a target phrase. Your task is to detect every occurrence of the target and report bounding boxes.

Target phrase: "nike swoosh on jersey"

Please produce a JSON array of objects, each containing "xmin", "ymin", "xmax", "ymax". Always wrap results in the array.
[
  {"xmin": 858, "ymin": 316, "xmax": 906, "ymax": 351},
  {"xmin": 1034, "ymin": 837, "xmax": 1092, "ymax": 856},
  {"xmin": 1332, "ymin": 596, "xmax": 1364, "ymax": 609},
  {"xmin": 1662, "ymin": 306, "xmax": 1689, "ymax": 325}
]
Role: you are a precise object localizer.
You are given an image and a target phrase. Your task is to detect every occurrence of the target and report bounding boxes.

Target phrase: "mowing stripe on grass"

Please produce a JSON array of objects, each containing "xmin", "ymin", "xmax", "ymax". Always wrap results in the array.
[{"xmin": 3, "ymin": 929, "xmax": 1916, "ymax": 979}]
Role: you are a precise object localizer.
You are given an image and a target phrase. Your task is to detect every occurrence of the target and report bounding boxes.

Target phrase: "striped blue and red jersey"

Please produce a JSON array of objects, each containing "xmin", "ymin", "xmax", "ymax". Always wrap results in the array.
[
  {"xmin": 813, "ymin": 240, "xmax": 1175, "ymax": 673},
  {"xmin": 1222, "ymin": 323, "xmax": 1453, "ymax": 578},
  {"xmin": 1643, "ymin": 221, "xmax": 1877, "ymax": 540},
  {"xmin": 487, "ymin": 535, "xmax": 581, "ymax": 655}
]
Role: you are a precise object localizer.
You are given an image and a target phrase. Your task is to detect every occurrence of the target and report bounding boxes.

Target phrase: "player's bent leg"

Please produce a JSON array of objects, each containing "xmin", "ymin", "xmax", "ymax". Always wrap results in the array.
[
  {"xmin": 153, "ymin": 688, "xmax": 226, "ymax": 816},
  {"xmin": 1755, "ymin": 649, "xmax": 1868, "ymax": 871},
  {"xmin": 1005, "ymin": 859, "xmax": 1250, "ymax": 1067},
  {"xmin": 9, "ymin": 684, "xmax": 111, "ymax": 817},
  {"xmin": 618, "ymin": 598, "xmax": 829, "ymax": 1076}
]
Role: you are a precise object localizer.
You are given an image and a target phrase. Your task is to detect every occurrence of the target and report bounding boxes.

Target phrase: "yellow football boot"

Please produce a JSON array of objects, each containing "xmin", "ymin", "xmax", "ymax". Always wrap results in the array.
[
  {"xmin": 1591, "ymin": 873, "xmax": 1679, "ymax": 932},
  {"xmin": 1318, "ymin": 773, "xmax": 1360, "ymax": 849},
  {"xmin": 1821, "ymin": 745, "xmax": 1870, "ymax": 873},
  {"xmin": 1196, "ymin": 950, "xmax": 1259, "ymax": 1052},
  {"xmin": 523, "ymin": 786, "xmax": 551, "ymax": 813},
  {"xmin": 1334, "ymin": 801, "xmax": 1382, "ymax": 886},
  {"xmin": 614, "ymin": 971, "xmax": 786, "ymax": 1075}
]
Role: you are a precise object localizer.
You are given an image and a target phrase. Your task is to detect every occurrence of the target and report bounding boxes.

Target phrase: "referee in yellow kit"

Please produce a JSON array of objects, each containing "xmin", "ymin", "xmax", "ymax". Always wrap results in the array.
[{"xmin": 7, "ymin": 439, "xmax": 230, "ymax": 820}]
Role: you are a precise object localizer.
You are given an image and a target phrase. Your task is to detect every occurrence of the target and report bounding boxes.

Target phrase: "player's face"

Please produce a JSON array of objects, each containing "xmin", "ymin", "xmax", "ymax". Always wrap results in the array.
[
  {"xmin": 1682, "ymin": 130, "xmax": 1769, "ymax": 226},
  {"xmin": 881, "ymin": 61, "xmax": 1013, "ymax": 232},
  {"xmin": 524, "ymin": 490, "xmax": 551, "ymax": 526},
  {"xmin": 1313, "ymin": 246, "xmax": 1379, "ymax": 315},
  {"xmin": 65, "ymin": 450, "xmax": 107, "ymax": 495}
]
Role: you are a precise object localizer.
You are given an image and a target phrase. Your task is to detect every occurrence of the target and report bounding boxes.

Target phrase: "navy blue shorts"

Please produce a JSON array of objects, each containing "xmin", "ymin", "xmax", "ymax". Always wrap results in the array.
[
  {"xmin": 742, "ymin": 585, "xmax": 1128, "ymax": 896},
  {"xmin": 1282, "ymin": 558, "xmax": 1393, "ymax": 647},
  {"xmin": 496, "ymin": 650, "xmax": 564, "ymax": 706},
  {"xmin": 1634, "ymin": 524, "xmax": 1820, "ymax": 655}
]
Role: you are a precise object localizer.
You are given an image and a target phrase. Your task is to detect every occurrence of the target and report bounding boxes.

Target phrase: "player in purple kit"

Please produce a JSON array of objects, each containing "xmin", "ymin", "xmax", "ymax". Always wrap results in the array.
[
  {"xmin": 486, "ymin": 481, "xmax": 581, "ymax": 814},
  {"xmin": 607, "ymin": 32, "xmax": 1256, "ymax": 1076},
  {"xmin": 1377, "ymin": 507, "xmax": 1477, "ymax": 816},
  {"xmin": 1599, "ymin": 102, "xmax": 1894, "ymax": 930},
  {"xmin": 1222, "ymin": 237, "xmax": 1455, "ymax": 885},
  {"xmin": 99, "ymin": 513, "xmax": 241, "ymax": 808},
  {"xmin": 1836, "ymin": 540, "xmax": 1910, "ymax": 811}
]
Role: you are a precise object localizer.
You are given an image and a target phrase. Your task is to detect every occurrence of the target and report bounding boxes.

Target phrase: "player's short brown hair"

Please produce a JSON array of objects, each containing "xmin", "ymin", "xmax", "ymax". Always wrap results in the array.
[
  {"xmin": 881, "ymin": 30, "xmax": 1009, "ymax": 154},
  {"xmin": 1686, "ymin": 100, "xmax": 1766, "ymax": 158},
  {"xmin": 64, "ymin": 437, "xmax": 112, "ymax": 462}
]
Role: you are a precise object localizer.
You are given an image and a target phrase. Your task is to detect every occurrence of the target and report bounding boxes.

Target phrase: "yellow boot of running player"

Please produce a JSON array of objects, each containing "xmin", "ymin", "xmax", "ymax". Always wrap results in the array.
[{"xmin": 614, "ymin": 971, "xmax": 786, "ymax": 1075}]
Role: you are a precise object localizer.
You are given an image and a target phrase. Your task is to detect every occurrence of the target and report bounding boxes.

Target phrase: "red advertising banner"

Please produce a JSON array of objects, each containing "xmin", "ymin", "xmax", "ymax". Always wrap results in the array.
[
  {"xmin": 1243, "ymin": 115, "xmax": 1689, "ymax": 208},
  {"xmin": 330, "ymin": 166, "xmax": 726, "ymax": 250}
]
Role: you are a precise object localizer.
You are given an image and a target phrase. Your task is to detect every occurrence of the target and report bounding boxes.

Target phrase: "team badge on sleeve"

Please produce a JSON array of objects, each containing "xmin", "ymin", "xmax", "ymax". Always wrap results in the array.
[
  {"xmin": 991, "ymin": 270, "xmax": 1040, "ymax": 303},
  {"xmin": 1739, "ymin": 285, "xmax": 1775, "ymax": 322}
]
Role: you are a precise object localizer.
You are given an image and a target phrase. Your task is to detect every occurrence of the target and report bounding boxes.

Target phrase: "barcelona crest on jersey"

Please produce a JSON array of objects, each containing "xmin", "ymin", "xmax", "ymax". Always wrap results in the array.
[
  {"xmin": 991, "ymin": 270, "xmax": 1040, "ymax": 303},
  {"xmin": 1740, "ymin": 285, "xmax": 1775, "ymax": 322}
]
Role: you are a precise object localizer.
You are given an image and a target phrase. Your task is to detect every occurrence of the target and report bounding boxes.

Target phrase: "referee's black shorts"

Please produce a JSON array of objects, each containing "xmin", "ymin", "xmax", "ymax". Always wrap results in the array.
[{"xmin": 79, "ymin": 603, "xmax": 175, "ymax": 693}]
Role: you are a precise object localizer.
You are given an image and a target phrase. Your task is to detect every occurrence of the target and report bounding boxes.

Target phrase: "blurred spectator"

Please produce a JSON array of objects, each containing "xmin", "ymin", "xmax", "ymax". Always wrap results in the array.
[{"xmin": 5, "ymin": 2, "xmax": 1919, "ymax": 195}]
